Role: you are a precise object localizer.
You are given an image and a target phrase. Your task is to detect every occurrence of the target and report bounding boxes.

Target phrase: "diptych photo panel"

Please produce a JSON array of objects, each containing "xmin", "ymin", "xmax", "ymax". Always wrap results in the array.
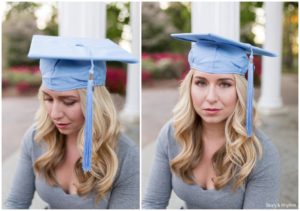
[{"xmin": 2, "ymin": 1, "xmax": 298, "ymax": 210}]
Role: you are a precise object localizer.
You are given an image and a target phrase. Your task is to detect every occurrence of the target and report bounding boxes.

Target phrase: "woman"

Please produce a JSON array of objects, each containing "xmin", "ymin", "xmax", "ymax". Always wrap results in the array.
[
  {"xmin": 5, "ymin": 35, "xmax": 140, "ymax": 209},
  {"xmin": 142, "ymin": 33, "xmax": 280, "ymax": 209}
]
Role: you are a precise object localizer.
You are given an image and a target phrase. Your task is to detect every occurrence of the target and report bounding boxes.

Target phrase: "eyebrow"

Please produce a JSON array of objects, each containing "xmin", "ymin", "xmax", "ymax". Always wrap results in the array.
[
  {"xmin": 42, "ymin": 91, "xmax": 79, "ymax": 99},
  {"xmin": 193, "ymin": 76, "xmax": 234, "ymax": 81}
]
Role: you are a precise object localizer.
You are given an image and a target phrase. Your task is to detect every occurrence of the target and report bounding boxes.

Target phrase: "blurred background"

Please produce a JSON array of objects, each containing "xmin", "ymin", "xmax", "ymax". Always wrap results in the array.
[
  {"xmin": 141, "ymin": 2, "xmax": 298, "ymax": 209},
  {"xmin": 2, "ymin": 2, "xmax": 140, "ymax": 208}
]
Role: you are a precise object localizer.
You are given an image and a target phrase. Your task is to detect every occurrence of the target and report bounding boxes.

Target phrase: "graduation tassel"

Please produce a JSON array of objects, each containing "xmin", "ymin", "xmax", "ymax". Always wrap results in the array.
[
  {"xmin": 83, "ymin": 61, "xmax": 94, "ymax": 172},
  {"xmin": 246, "ymin": 47, "xmax": 254, "ymax": 138}
]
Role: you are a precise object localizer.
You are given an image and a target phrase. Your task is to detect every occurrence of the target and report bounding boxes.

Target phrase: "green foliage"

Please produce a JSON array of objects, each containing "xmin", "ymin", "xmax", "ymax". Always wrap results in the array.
[
  {"xmin": 106, "ymin": 2, "xmax": 130, "ymax": 43},
  {"xmin": 142, "ymin": 3, "xmax": 172, "ymax": 52},
  {"xmin": 282, "ymin": 2, "xmax": 298, "ymax": 73},
  {"xmin": 165, "ymin": 2, "xmax": 191, "ymax": 53},
  {"xmin": 2, "ymin": 2, "xmax": 58, "ymax": 69},
  {"xmin": 42, "ymin": 4, "xmax": 59, "ymax": 36},
  {"xmin": 3, "ymin": 71, "xmax": 41, "ymax": 87},
  {"xmin": 5, "ymin": 2, "xmax": 41, "ymax": 20},
  {"xmin": 142, "ymin": 2, "xmax": 191, "ymax": 53},
  {"xmin": 165, "ymin": 3, "xmax": 191, "ymax": 35},
  {"xmin": 2, "ymin": 8, "xmax": 40, "ymax": 67},
  {"xmin": 240, "ymin": 2, "xmax": 263, "ymax": 45},
  {"xmin": 142, "ymin": 58, "xmax": 157, "ymax": 72},
  {"xmin": 142, "ymin": 57, "xmax": 184, "ymax": 79}
]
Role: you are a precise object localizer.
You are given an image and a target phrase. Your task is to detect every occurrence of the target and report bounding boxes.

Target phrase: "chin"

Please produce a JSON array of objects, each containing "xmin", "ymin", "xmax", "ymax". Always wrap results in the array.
[
  {"xmin": 57, "ymin": 130, "xmax": 69, "ymax": 135},
  {"xmin": 57, "ymin": 128, "xmax": 73, "ymax": 135},
  {"xmin": 202, "ymin": 119, "xmax": 224, "ymax": 124},
  {"xmin": 200, "ymin": 115, "xmax": 228, "ymax": 124}
]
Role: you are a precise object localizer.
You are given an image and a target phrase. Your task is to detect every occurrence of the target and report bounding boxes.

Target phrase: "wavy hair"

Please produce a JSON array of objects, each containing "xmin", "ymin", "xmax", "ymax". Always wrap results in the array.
[
  {"xmin": 171, "ymin": 70, "xmax": 262, "ymax": 191},
  {"xmin": 33, "ymin": 86, "xmax": 119, "ymax": 201}
]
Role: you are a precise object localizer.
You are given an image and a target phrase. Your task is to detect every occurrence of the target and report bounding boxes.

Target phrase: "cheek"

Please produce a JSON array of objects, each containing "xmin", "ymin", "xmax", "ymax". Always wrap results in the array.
[
  {"xmin": 67, "ymin": 105, "xmax": 85, "ymax": 123},
  {"xmin": 44, "ymin": 102, "xmax": 52, "ymax": 115},
  {"xmin": 191, "ymin": 85, "xmax": 205, "ymax": 106},
  {"xmin": 222, "ymin": 89, "xmax": 238, "ymax": 108}
]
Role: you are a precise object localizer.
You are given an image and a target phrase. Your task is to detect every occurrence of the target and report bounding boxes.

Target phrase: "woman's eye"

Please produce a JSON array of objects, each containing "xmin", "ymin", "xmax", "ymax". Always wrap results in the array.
[
  {"xmin": 195, "ymin": 80, "xmax": 206, "ymax": 87},
  {"xmin": 63, "ymin": 101, "xmax": 76, "ymax": 106},
  {"xmin": 43, "ymin": 98, "xmax": 53, "ymax": 102},
  {"xmin": 220, "ymin": 82, "xmax": 232, "ymax": 88}
]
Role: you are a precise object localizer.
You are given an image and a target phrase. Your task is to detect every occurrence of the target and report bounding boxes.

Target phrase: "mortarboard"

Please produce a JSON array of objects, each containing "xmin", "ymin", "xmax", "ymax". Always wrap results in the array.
[
  {"xmin": 171, "ymin": 33, "xmax": 276, "ymax": 138},
  {"xmin": 28, "ymin": 35, "xmax": 138, "ymax": 172}
]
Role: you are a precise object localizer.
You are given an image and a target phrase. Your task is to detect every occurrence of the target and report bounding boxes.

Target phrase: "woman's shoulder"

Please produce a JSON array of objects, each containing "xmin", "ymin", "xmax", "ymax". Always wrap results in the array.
[
  {"xmin": 155, "ymin": 119, "xmax": 180, "ymax": 158},
  {"xmin": 255, "ymin": 129, "xmax": 280, "ymax": 160},
  {"xmin": 117, "ymin": 133, "xmax": 138, "ymax": 152},
  {"xmin": 250, "ymin": 129, "xmax": 281, "ymax": 178},
  {"xmin": 157, "ymin": 119, "xmax": 176, "ymax": 141},
  {"xmin": 116, "ymin": 133, "xmax": 139, "ymax": 164},
  {"xmin": 21, "ymin": 125, "xmax": 38, "ymax": 150},
  {"xmin": 19, "ymin": 125, "xmax": 44, "ymax": 161},
  {"xmin": 113, "ymin": 133, "xmax": 139, "ymax": 184}
]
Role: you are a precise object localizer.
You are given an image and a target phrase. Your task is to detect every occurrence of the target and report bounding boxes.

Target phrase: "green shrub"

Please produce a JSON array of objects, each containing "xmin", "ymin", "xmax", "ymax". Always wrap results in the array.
[
  {"xmin": 142, "ymin": 57, "xmax": 185, "ymax": 79},
  {"xmin": 3, "ymin": 71, "xmax": 41, "ymax": 87}
]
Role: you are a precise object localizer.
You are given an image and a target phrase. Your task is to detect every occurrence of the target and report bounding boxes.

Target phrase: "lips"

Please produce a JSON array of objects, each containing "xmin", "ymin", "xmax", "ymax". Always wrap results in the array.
[
  {"xmin": 55, "ymin": 123, "xmax": 70, "ymax": 129},
  {"xmin": 204, "ymin": 108, "xmax": 221, "ymax": 111},
  {"xmin": 203, "ymin": 108, "xmax": 221, "ymax": 115}
]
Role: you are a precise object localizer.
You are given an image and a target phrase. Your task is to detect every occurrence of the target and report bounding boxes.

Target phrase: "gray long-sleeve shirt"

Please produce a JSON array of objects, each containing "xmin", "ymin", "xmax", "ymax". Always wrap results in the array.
[
  {"xmin": 142, "ymin": 120, "xmax": 281, "ymax": 209},
  {"xmin": 5, "ymin": 126, "xmax": 140, "ymax": 209}
]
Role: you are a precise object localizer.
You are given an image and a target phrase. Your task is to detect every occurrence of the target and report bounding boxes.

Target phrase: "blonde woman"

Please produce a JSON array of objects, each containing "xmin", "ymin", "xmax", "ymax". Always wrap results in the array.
[
  {"xmin": 142, "ymin": 33, "xmax": 280, "ymax": 209},
  {"xmin": 5, "ymin": 35, "xmax": 140, "ymax": 209}
]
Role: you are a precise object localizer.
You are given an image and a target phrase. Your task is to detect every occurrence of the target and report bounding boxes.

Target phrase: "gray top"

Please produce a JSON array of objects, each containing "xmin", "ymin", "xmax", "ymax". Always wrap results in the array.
[
  {"xmin": 5, "ymin": 126, "xmax": 140, "ymax": 209},
  {"xmin": 142, "ymin": 120, "xmax": 281, "ymax": 209}
]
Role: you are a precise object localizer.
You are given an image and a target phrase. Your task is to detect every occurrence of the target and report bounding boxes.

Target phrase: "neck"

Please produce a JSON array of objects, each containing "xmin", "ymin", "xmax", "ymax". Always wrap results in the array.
[
  {"xmin": 65, "ymin": 134, "xmax": 81, "ymax": 163},
  {"xmin": 201, "ymin": 121, "xmax": 226, "ymax": 143},
  {"xmin": 66, "ymin": 133, "xmax": 78, "ymax": 146}
]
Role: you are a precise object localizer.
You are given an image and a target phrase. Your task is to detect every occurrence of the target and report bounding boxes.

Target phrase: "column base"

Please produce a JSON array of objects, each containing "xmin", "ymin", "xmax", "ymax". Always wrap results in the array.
[
  {"xmin": 257, "ymin": 105, "xmax": 287, "ymax": 115},
  {"xmin": 119, "ymin": 108, "xmax": 140, "ymax": 123},
  {"xmin": 119, "ymin": 108, "xmax": 140, "ymax": 145}
]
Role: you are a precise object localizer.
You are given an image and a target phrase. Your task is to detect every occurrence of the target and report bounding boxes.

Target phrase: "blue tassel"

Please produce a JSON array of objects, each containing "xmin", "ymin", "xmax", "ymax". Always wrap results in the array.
[
  {"xmin": 246, "ymin": 52, "xmax": 254, "ymax": 138},
  {"xmin": 83, "ymin": 77, "xmax": 94, "ymax": 172},
  {"xmin": 75, "ymin": 44, "xmax": 95, "ymax": 172}
]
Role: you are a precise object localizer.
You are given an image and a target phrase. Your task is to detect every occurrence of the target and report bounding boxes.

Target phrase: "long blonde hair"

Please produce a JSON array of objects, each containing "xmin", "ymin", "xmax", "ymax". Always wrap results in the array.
[
  {"xmin": 171, "ymin": 70, "xmax": 262, "ymax": 191},
  {"xmin": 33, "ymin": 86, "xmax": 119, "ymax": 201}
]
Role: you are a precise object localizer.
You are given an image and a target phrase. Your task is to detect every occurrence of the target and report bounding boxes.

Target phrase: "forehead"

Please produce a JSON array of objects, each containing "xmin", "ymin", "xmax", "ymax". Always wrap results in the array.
[
  {"xmin": 41, "ymin": 86, "xmax": 79, "ymax": 97},
  {"xmin": 192, "ymin": 69, "xmax": 235, "ymax": 80}
]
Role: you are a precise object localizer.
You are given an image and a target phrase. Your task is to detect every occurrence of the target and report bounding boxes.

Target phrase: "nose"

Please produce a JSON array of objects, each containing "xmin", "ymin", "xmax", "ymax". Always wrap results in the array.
[
  {"xmin": 50, "ymin": 102, "xmax": 64, "ymax": 120},
  {"xmin": 206, "ymin": 85, "xmax": 218, "ymax": 104}
]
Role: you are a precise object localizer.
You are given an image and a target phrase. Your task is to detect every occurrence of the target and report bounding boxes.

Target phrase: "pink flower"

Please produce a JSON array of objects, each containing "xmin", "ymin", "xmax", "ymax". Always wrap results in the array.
[{"xmin": 106, "ymin": 66, "xmax": 127, "ymax": 95}]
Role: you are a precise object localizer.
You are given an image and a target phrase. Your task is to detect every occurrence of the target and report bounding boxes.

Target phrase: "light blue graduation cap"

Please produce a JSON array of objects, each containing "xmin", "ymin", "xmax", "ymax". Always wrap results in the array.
[
  {"xmin": 28, "ymin": 35, "xmax": 138, "ymax": 172},
  {"xmin": 171, "ymin": 33, "xmax": 276, "ymax": 138}
]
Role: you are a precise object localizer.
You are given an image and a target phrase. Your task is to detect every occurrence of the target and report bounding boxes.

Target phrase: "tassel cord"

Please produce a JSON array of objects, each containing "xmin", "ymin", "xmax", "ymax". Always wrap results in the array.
[{"xmin": 246, "ymin": 47, "xmax": 254, "ymax": 138}]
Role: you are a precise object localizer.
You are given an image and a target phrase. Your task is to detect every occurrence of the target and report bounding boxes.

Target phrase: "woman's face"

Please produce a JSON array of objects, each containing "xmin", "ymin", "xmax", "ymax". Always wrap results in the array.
[
  {"xmin": 41, "ymin": 87, "xmax": 85, "ymax": 138},
  {"xmin": 190, "ymin": 70, "xmax": 237, "ymax": 124}
]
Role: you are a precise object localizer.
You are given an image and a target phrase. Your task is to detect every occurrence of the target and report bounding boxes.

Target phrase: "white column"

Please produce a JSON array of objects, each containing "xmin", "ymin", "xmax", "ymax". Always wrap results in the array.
[
  {"xmin": 191, "ymin": 2, "xmax": 240, "ymax": 40},
  {"xmin": 120, "ymin": 2, "xmax": 140, "ymax": 123},
  {"xmin": 258, "ymin": 2, "xmax": 283, "ymax": 113},
  {"xmin": 58, "ymin": 2, "xmax": 106, "ymax": 38}
]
